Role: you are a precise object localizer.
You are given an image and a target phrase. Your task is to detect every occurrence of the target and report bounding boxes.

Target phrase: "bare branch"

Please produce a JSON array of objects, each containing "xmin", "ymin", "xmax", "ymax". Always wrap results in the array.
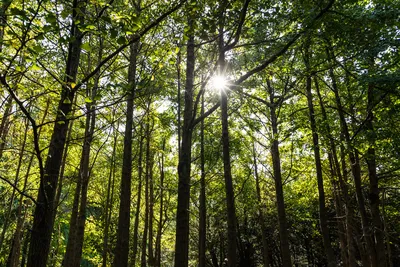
[{"xmin": 0, "ymin": 175, "xmax": 38, "ymax": 206}]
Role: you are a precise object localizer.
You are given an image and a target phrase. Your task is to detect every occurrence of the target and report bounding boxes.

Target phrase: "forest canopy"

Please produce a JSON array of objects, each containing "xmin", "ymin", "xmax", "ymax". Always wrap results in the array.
[{"xmin": 0, "ymin": 0, "xmax": 399, "ymax": 266}]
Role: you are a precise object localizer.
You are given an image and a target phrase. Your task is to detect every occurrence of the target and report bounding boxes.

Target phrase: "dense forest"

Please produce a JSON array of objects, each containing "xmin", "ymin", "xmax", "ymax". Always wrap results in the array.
[{"xmin": 0, "ymin": 0, "xmax": 399, "ymax": 266}]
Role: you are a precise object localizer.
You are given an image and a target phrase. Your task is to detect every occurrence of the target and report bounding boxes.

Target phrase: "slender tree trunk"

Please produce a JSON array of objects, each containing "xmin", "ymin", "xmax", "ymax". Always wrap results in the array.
[
  {"xmin": 328, "ymin": 50, "xmax": 376, "ymax": 267},
  {"xmin": 0, "ymin": 0, "xmax": 10, "ymax": 53},
  {"xmin": 328, "ymin": 154, "xmax": 349, "ymax": 267},
  {"xmin": 7, "ymin": 100, "xmax": 50, "ymax": 267},
  {"xmin": 0, "ymin": 96, "xmax": 12, "ymax": 160},
  {"xmin": 174, "ymin": 17, "xmax": 195, "ymax": 267},
  {"xmin": 141, "ymin": 112, "xmax": 153, "ymax": 267},
  {"xmin": 113, "ymin": 40, "xmax": 139, "ymax": 267},
  {"xmin": 177, "ymin": 46, "xmax": 182, "ymax": 158},
  {"xmin": 303, "ymin": 45, "xmax": 335, "ymax": 266},
  {"xmin": 27, "ymin": 1, "xmax": 86, "ymax": 266},
  {"xmin": 315, "ymin": 77, "xmax": 356, "ymax": 267},
  {"xmin": 155, "ymin": 140, "xmax": 165, "ymax": 267},
  {"xmin": 253, "ymin": 145, "xmax": 271, "ymax": 267},
  {"xmin": 382, "ymin": 190, "xmax": 392, "ymax": 267},
  {"xmin": 63, "ymin": 159, "xmax": 83, "ymax": 266},
  {"xmin": 198, "ymin": 93, "xmax": 207, "ymax": 267},
  {"xmin": 64, "ymin": 74, "xmax": 98, "ymax": 265},
  {"xmin": 0, "ymin": 116, "xmax": 29, "ymax": 259},
  {"xmin": 7, "ymin": 202, "xmax": 28, "ymax": 267},
  {"xmin": 131, "ymin": 127, "xmax": 144, "ymax": 267},
  {"xmin": 267, "ymin": 80, "xmax": 292, "ymax": 267},
  {"xmin": 54, "ymin": 96, "xmax": 77, "ymax": 214},
  {"xmin": 20, "ymin": 228, "xmax": 29, "ymax": 267},
  {"xmin": 218, "ymin": 14, "xmax": 237, "ymax": 267},
  {"xmin": 365, "ymin": 68, "xmax": 387, "ymax": 266},
  {"xmin": 149, "ymin": 137, "xmax": 155, "ymax": 266},
  {"xmin": 72, "ymin": 37, "xmax": 103, "ymax": 267},
  {"xmin": 102, "ymin": 116, "xmax": 118, "ymax": 267}
]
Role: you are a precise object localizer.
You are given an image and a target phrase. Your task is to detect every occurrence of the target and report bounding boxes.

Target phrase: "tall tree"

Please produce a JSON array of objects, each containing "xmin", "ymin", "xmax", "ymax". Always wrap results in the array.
[
  {"xmin": 303, "ymin": 39, "xmax": 335, "ymax": 267},
  {"xmin": 27, "ymin": 1, "xmax": 87, "ymax": 265},
  {"xmin": 113, "ymin": 39, "xmax": 139, "ymax": 267}
]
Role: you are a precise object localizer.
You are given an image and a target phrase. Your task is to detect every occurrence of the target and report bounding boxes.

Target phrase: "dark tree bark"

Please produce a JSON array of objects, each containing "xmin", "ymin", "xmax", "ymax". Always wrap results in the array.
[
  {"xmin": 198, "ymin": 93, "xmax": 207, "ymax": 267},
  {"xmin": 102, "ymin": 116, "xmax": 118, "ymax": 267},
  {"xmin": 20, "ymin": 228, "xmax": 29, "ymax": 267},
  {"xmin": 64, "ymin": 44, "xmax": 100, "ymax": 265},
  {"xmin": 72, "ymin": 38, "xmax": 103, "ymax": 267},
  {"xmin": 1, "ymin": 116, "xmax": 29, "ymax": 261},
  {"xmin": 267, "ymin": 80, "xmax": 292, "ymax": 267},
  {"xmin": 253, "ymin": 145, "xmax": 271, "ymax": 267},
  {"xmin": 315, "ymin": 77, "xmax": 356, "ymax": 267},
  {"xmin": 218, "ymin": 5, "xmax": 238, "ymax": 264},
  {"xmin": 327, "ymin": 46, "xmax": 376, "ymax": 267},
  {"xmin": 0, "ymin": 0, "xmax": 10, "ymax": 52},
  {"xmin": 27, "ymin": 1, "xmax": 87, "ymax": 266},
  {"xmin": 174, "ymin": 17, "xmax": 195, "ymax": 267},
  {"xmin": 0, "ymin": 96, "xmax": 12, "ymax": 160},
  {"xmin": 141, "ymin": 111, "xmax": 153, "ymax": 267},
  {"xmin": 155, "ymin": 139, "xmax": 165, "ymax": 267},
  {"xmin": 303, "ymin": 43, "xmax": 335, "ymax": 267},
  {"xmin": 54, "ymin": 96, "xmax": 77, "ymax": 215},
  {"xmin": 149, "ymin": 134, "xmax": 155, "ymax": 266},
  {"xmin": 113, "ymin": 40, "xmax": 139, "ymax": 267},
  {"xmin": 365, "ymin": 63, "xmax": 387, "ymax": 266},
  {"xmin": 131, "ymin": 127, "xmax": 144, "ymax": 267},
  {"xmin": 7, "ymin": 101, "xmax": 50, "ymax": 267}
]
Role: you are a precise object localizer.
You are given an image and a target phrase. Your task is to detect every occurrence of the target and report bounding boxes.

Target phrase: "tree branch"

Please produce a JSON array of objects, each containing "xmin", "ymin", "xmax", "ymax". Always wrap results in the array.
[
  {"xmin": 74, "ymin": 0, "xmax": 187, "ymax": 91},
  {"xmin": 0, "ymin": 175, "xmax": 38, "ymax": 206}
]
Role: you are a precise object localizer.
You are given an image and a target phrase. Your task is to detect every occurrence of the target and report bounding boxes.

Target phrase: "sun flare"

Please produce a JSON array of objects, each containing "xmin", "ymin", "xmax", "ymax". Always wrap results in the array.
[{"xmin": 210, "ymin": 75, "xmax": 228, "ymax": 91}]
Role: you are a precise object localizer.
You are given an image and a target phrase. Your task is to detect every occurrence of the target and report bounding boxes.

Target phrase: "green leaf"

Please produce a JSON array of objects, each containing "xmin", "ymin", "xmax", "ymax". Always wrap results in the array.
[
  {"xmin": 84, "ymin": 97, "xmax": 93, "ymax": 103},
  {"xmin": 81, "ymin": 42, "xmax": 91, "ymax": 52},
  {"xmin": 110, "ymin": 29, "xmax": 118, "ymax": 38},
  {"xmin": 45, "ymin": 14, "xmax": 57, "ymax": 24},
  {"xmin": 85, "ymin": 24, "xmax": 96, "ymax": 31},
  {"xmin": 31, "ymin": 64, "xmax": 40, "ymax": 71},
  {"xmin": 117, "ymin": 36, "xmax": 126, "ymax": 45}
]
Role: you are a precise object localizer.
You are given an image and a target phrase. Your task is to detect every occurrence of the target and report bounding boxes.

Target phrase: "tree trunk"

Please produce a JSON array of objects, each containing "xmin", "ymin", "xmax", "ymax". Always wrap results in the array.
[
  {"xmin": 0, "ymin": 115, "xmax": 28, "ymax": 256},
  {"xmin": 0, "ymin": 0, "xmax": 10, "ymax": 53},
  {"xmin": 327, "ymin": 48, "xmax": 376, "ymax": 267},
  {"xmin": 218, "ymin": 14, "xmax": 237, "ymax": 267},
  {"xmin": 102, "ymin": 116, "xmax": 118, "ymax": 267},
  {"xmin": 113, "ymin": 40, "xmax": 139, "ymax": 267},
  {"xmin": 54, "ymin": 96, "xmax": 77, "ymax": 214},
  {"xmin": 149, "ymin": 134, "xmax": 155, "ymax": 266},
  {"xmin": 253, "ymin": 145, "xmax": 271, "ymax": 267},
  {"xmin": 382, "ymin": 190, "xmax": 392, "ymax": 267},
  {"xmin": 20, "ymin": 228, "xmax": 29, "ymax": 267},
  {"xmin": 155, "ymin": 139, "xmax": 165, "ymax": 267},
  {"xmin": 174, "ymin": 17, "xmax": 195, "ymax": 267},
  {"xmin": 303, "ymin": 45, "xmax": 335, "ymax": 266},
  {"xmin": 198, "ymin": 93, "xmax": 207, "ymax": 267},
  {"xmin": 27, "ymin": 1, "xmax": 86, "ymax": 266},
  {"xmin": 365, "ymin": 67, "xmax": 387, "ymax": 266},
  {"xmin": 64, "ymin": 72, "xmax": 98, "ymax": 266},
  {"xmin": 267, "ymin": 80, "xmax": 292, "ymax": 267},
  {"xmin": 0, "ymin": 96, "xmax": 12, "ymax": 160},
  {"xmin": 328, "ymin": 154, "xmax": 349, "ymax": 267},
  {"xmin": 72, "ymin": 37, "xmax": 103, "ymax": 267},
  {"xmin": 131, "ymin": 127, "xmax": 144, "ymax": 267},
  {"xmin": 7, "ymin": 100, "xmax": 50, "ymax": 267},
  {"xmin": 141, "ymin": 112, "xmax": 153, "ymax": 267},
  {"xmin": 315, "ymin": 77, "xmax": 356, "ymax": 267},
  {"xmin": 63, "ymin": 160, "xmax": 83, "ymax": 266}
]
